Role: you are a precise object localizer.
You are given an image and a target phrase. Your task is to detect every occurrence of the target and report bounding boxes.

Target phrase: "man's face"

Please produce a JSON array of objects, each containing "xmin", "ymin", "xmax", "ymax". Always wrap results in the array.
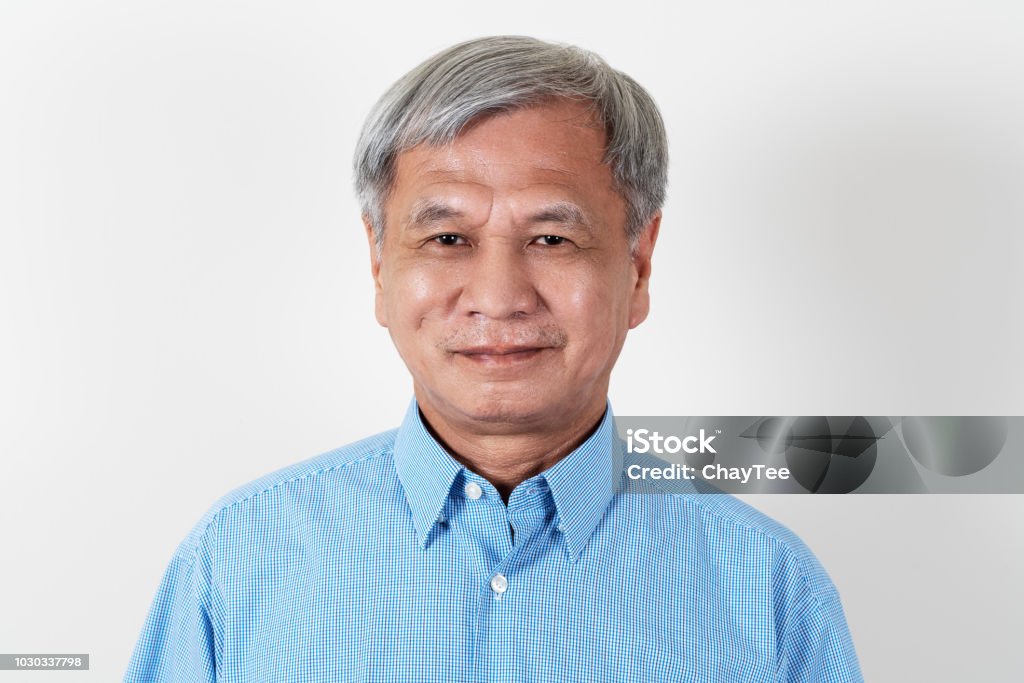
[{"xmin": 368, "ymin": 99, "xmax": 659, "ymax": 434}]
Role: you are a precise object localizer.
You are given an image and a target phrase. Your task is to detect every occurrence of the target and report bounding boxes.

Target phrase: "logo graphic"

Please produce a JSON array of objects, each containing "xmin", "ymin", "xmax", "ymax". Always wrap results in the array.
[{"xmin": 740, "ymin": 417, "xmax": 881, "ymax": 493}]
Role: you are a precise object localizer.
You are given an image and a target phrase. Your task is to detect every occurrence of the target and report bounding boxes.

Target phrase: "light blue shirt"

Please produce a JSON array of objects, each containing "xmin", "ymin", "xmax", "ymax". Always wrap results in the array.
[{"xmin": 125, "ymin": 400, "xmax": 862, "ymax": 682}]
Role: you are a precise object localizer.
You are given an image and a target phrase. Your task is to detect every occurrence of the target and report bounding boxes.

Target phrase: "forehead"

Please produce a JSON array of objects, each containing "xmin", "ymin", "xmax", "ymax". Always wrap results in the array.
[{"xmin": 390, "ymin": 100, "xmax": 616, "ymax": 197}]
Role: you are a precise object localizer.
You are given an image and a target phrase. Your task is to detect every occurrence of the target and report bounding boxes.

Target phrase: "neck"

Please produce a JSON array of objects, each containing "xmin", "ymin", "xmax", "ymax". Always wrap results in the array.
[{"xmin": 415, "ymin": 394, "xmax": 608, "ymax": 502}]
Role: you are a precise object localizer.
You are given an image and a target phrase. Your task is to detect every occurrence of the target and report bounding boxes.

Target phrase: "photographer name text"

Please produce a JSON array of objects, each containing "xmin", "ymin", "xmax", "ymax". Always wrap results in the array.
[{"xmin": 625, "ymin": 428, "xmax": 790, "ymax": 483}]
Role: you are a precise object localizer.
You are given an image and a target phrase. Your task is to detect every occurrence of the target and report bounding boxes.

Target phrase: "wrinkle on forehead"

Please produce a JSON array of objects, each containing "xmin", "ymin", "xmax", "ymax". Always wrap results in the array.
[
  {"xmin": 413, "ymin": 162, "xmax": 581, "ymax": 180},
  {"xmin": 401, "ymin": 148, "xmax": 588, "ymax": 186}
]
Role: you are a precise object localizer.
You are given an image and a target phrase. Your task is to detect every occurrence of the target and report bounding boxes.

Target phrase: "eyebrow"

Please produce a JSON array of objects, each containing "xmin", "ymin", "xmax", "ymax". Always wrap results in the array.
[
  {"xmin": 406, "ymin": 199, "xmax": 464, "ymax": 229},
  {"xmin": 528, "ymin": 201, "xmax": 593, "ymax": 231},
  {"xmin": 404, "ymin": 198, "xmax": 594, "ymax": 232}
]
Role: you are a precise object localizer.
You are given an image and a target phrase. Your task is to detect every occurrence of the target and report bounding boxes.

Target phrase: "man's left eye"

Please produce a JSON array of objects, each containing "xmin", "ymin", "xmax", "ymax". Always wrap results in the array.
[{"xmin": 533, "ymin": 235, "xmax": 566, "ymax": 246}]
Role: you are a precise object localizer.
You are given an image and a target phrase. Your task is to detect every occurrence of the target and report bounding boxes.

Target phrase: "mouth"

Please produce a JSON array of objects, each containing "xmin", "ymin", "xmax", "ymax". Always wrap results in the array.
[{"xmin": 452, "ymin": 345, "xmax": 550, "ymax": 367}]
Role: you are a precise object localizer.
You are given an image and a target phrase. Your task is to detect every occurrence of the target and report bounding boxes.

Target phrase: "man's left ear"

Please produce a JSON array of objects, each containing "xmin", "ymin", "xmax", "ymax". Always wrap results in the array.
[{"xmin": 628, "ymin": 211, "xmax": 661, "ymax": 330}]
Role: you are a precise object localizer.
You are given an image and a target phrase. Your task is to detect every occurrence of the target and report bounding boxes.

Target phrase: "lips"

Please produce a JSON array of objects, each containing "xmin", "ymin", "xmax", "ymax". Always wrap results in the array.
[
  {"xmin": 455, "ymin": 345, "xmax": 545, "ymax": 356},
  {"xmin": 451, "ymin": 345, "xmax": 550, "ymax": 367},
  {"xmin": 441, "ymin": 327, "xmax": 569, "ymax": 367}
]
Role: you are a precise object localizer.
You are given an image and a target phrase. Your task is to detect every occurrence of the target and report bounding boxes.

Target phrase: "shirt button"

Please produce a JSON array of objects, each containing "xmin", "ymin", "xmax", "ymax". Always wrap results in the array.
[
  {"xmin": 464, "ymin": 482, "xmax": 483, "ymax": 500},
  {"xmin": 490, "ymin": 573, "xmax": 509, "ymax": 595}
]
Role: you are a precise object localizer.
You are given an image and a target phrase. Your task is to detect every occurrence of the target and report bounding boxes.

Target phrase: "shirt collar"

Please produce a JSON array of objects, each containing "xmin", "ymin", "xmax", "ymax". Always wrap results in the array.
[
  {"xmin": 392, "ymin": 397, "xmax": 623, "ymax": 561},
  {"xmin": 392, "ymin": 399, "xmax": 464, "ymax": 549},
  {"xmin": 538, "ymin": 403, "xmax": 621, "ymax": 562}
]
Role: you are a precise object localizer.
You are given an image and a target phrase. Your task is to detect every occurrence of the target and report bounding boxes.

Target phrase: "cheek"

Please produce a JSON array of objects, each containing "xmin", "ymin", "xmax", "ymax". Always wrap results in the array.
[
  {"xmin": 556, "ymin": 270, "xmax": 630, "ymax": 335},
  {"xmin": 386, "ymin": 268, "xmax": 447, "ymax": 327}
]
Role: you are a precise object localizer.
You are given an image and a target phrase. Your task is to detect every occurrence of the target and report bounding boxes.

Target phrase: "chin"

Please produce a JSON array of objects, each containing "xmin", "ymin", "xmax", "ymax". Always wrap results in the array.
[
  {"xmin": 451, "ymin": 392, "xmax": 557, "ymax": 428},
  {"xmin": 462, "ymin": 397, "xmax": 545, "ymax": 423}
]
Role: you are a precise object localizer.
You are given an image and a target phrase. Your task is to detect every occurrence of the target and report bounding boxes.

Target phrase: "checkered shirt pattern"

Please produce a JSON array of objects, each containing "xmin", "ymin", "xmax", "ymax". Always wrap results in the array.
[{"xmin": 125, "ymin": 399, "xmax": 862, "ymax": 682}]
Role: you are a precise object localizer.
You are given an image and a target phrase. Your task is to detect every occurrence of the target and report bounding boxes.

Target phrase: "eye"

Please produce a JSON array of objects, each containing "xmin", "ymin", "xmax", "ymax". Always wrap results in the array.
[
  {"xmin": 533, "ymin": 235, "xmax": 566, "ymax": 246},
  {"xmin": 433, "ymin": 234, "xmax": 465, "ymax": 246}
]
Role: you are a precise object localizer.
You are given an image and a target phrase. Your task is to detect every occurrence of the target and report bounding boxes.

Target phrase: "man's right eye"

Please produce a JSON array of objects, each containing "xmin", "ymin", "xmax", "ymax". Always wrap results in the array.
[{"xmin": 433, "ymin": 234, "xmax": 464, "ymax": 246}]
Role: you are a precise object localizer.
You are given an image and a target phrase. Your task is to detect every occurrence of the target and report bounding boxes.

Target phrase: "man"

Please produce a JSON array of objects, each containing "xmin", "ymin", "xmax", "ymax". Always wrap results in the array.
[{"xmin": 125, "ymin": 36, "xmax": 862, "ymax": 682}]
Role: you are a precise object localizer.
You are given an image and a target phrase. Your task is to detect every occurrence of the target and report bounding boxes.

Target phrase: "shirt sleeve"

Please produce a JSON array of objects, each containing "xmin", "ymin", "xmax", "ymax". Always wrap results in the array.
[
  {"xmin": 773, "ymin": 549, "xmax": 864, "ymax": 683},
  {"xmin": 124, "ymin": 524, "xmax": 220, "ymax": 683}
]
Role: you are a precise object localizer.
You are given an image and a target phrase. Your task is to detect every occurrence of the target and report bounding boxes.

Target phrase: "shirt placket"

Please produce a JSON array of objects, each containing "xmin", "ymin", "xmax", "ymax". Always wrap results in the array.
[{"xmin": 451, "ymin": 475, "xmax": 555, "ymax": 683}]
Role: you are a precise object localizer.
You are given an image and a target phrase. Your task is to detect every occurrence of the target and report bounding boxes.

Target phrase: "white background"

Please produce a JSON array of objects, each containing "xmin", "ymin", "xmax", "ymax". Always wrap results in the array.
[{"xmin": 2, "ymin": 1, "xmax": 1023, "ymax": 680}]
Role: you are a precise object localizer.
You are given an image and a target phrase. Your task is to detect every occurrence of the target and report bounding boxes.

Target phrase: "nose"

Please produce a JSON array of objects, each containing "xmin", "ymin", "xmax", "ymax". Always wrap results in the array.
[{"xmin": 459, "ymin": 240, "xmax": 540, "ymax": 320}]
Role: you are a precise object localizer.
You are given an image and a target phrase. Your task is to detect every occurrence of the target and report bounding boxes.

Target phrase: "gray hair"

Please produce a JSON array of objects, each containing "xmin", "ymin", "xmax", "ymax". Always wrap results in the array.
[{"xmin": 352, "ymin": 35, "xmax": 668, "ymax": 252}]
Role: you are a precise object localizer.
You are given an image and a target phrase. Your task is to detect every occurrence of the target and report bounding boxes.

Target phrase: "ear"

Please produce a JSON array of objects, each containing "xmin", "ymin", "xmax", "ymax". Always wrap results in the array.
[
  {"xmin": 364, "ymin": 216, "xmax": 388, "ymax": 327},
  {"xmin": 628, "ymin": 211, "xmax": 661, "ymax": 329}
]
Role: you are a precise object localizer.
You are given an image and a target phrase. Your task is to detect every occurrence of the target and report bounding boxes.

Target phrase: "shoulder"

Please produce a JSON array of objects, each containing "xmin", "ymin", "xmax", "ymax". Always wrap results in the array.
[
  {"xmin": 618, "ymin": 459, "xmax": 841, "ymax": 607},
  {"xmin": 176, "ymin": 428, "xmax": 400, "ymax": 557},
  {"xmin": 611, "ymin": 458, "xmax": 860, "ymax": 672}
]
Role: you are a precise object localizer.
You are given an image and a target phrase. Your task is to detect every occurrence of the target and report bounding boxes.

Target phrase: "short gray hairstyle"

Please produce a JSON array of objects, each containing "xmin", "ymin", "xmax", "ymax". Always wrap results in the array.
[{"xmin": 352, "ymin": 35, "xmax": 668, "ymax": 251}]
